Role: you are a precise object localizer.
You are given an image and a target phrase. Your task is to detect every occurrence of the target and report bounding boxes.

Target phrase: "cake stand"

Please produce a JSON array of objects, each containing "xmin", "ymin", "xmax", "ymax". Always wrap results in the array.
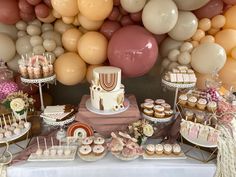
[
  {"xmin": 21, "ymin": 75, "xmax": 56, "ymax": 111},
  {"xmin": 42, "ymin": 115, "xmax": 75, "ymax": 140}
]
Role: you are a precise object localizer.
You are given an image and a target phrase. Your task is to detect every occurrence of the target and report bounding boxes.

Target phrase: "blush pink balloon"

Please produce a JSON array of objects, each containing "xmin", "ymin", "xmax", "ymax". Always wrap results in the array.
[
  {"xmin": 20, "ymin": 11, "xmax": 36, "ymax": 21},
  {"xmin": 223, "ymin": 3, "xmax": 233, "ymax": 12},
  {"xmin": 108, "ymin": 25, "xmax": 158, "ymax": 78},
  {"xmin": 100, "ymin": 20, "xmax": 121, "ymax": 39},
  {"xmin": 130, "ymin": 11, "xmax": 142, "ymax": 22},
  {"xmin": 43, "ymin": 0, "xmax": 52, "ymax": 8},
  {"xmin": 114, "ymin": 0, "xmax": 120, "ymax": 6},
  {"xmin": 222, "ymin": 0, "xmax": 236, "ymax": 4},
  {"xmin": 193, "ymin": 0, "xmax": 223, "ymax": 19},
  {"xmin": 119, "ymin": 6, "xmax": 128, "ymax": 15},
  {"xmin": 120, "ymin": 15, "xmax": 134, "ymax": 26},
  {"xmin": 19, "ymin": 0, "xmax": 35, "ymax": 14},
  {"xmin": 35, "ymin": 3, "xmax": 49, "ymax": 18},
  {"xmin": 26, "ymin": 0, "xmax": 42, "ymax": 5},
  {"xmin": 108, "ymin": 6, "xmax": 120, "ymax": 21},
  {"xmin": 154, "ymin": 34, "xmax": 168, "ymax": 44},
  {"xmin": 0, "ymin": 0, "xmax": 21, "ymax": 25}
]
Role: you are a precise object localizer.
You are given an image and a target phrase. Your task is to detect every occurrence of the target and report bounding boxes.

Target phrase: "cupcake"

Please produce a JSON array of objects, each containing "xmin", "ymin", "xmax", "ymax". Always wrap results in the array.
[
  {"xmin": 163, "ymin": 144, "xmax": 172, "ymax": 155},
  {"xmin": 185, "ymin": 110, "xmax": 194, "ymax": 121},
  {"xmin": 172, "ymin": 144, "xmax": 181, "ymax": 155},
  {"xmin": 161, "ymin": 103, "xmax": 171, "ymax": 111},
  {"xmin": 94, "ymin": 137, "xmax": 105, "ymax": 145},
  {"xmin": 197, "ymin": 98, "xmax": 207, "ymax": 110},
  {"xmin": 164, "ymin": 110, "xmax": 173, "ymax": 117},
  {"xmin": 178, "ymin": 94, "xmax": 188, "ymax": 106},
  {"xmin": 153, "ymin": 105, "xmax": 165, "ymax": 113},
  {"xmin": 207, "ymin": 101, "xmax": 217, "ymax": 112},
  {"xmin": 154, "ymin": 112, "xmax": 165, "ymax": 118},
  {"xmin": 143, "ymin": 103, "xmax": 154, "ymax": 110},
  {"xmin": 143, "ymin": 109, "xmax": 154, "ymax": 116},
  {"xmin": 79, "ymin": 145, "xmax": 92, "ymax": 156},
  {"xmin": 93, "ymin": 145, "xmax": 105, "ymax": 156},
  {"xmin": 155, "ymin": 99, "xmax": 165, "ymax": 105},
  {"xmin": 82, "ymin": 137, "xmax": 93, "ymax": 145},
  {"xmin": 146, "ymin": 144, "xmax": 155, "ymax": 155},
  {"xmin": 195, "ymin": 113, "xmax": 205, "ymax": 123},
  {"xmin": 155, "ymin": 144, "xmax": 164, "ymax": 155},
  {"xmin": 144, "ymin": 99, "xmax": 154, "ymax": 104},
  {"xmin": 188, "ymin": 96, "xmax": 197, "ymax": 107}
]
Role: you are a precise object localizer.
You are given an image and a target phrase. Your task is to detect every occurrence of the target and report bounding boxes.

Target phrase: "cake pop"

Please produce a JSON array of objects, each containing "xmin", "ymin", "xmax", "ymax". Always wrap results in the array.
[
  {"xmin": 0, "ymin": 133, "xmax": 3, "ymax": 140},
  {"xmin": 3, "ymin": 116, "xmax": 12, "ymax": 138},
  {"xmin": 23, "ymin": 117, "xmax": 31, "ymax": 129},
  {"xmin": 50, "ymin": 137, "xmax": 57, "ymax": 156},
  {"xmin": 8, "ymin": 115, "xmax": 15, "ymax": 132},
  {"xmin": 64, "ymin": 138, "xmax": 71, "ymax": 156},
  {"xmin": 3, "ymin": 115, "xmax": 10, "ymax": 130},
  {"xmin": 57, "ymin": 139, "xmax": 63, "ymax": 156},
  {"xmin": 0, "ymin": 118, "xmax": 5, "ymax": 134},
  {"xmin": 11, "ymin": 114, "xmax": 19, "ymax": 127},
  {"xmin": 36, "ymin": 137, "xmax": 43, "ymax": 156},
  {"xmin": 43, "ymin": 138, "xmax": 50, "ymax": 156}
]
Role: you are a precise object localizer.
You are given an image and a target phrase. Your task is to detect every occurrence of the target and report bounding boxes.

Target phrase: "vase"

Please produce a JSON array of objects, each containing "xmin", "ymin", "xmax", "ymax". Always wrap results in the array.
[{"xmin": 13, "ymin": 110, "xmax": 27, "ymax": 120}]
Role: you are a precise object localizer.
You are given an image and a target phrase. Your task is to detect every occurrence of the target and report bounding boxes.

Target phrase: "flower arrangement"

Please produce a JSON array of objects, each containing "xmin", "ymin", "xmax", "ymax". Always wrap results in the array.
[
  {"xmin": 1, "ymin": 91, "xmax": 34, "ymax": 118},
  {"xmin": 128, "ymin": 119, "xmax": 154, "ymax": 145}
]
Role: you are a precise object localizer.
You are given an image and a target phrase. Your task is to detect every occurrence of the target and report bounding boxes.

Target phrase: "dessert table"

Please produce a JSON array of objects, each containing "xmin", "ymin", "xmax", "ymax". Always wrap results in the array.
[{"xmin": 2, "ymin": 140, "xmax": 216, "ymax": 177}]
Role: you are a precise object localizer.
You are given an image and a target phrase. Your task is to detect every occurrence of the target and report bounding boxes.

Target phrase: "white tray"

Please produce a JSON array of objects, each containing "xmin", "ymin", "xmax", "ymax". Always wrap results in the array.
[
  {"xmin": 0, "ymin": 124, "xmax": 31, "ymax": 144},
  {"xmin": 180, "ymin": 131, "xmax": 217, "ymax": 148},
  {"xmin": 143, "ymin": 152, "xmax": 186, "ymax": 160},
  {"xmin": 142, "ymin": 113, "xmax": 173, "ymax": 123},
  {"xmin": 21, "ymin": 75, "xmax": 56, "ymax": 84},
  {"xmin": 78, "ymin": 150, "xmax": 108, "ymax": 162},
  {"xmin": 28, "ymin": 146, "xmax": 77, "ymax": 161},
  {"xmin": 85, "ymin": 98, "xmax": 129, "ymax": 115},
  {"xmin": 162, "ymin": 79, "xmax": 196, "ymax": 89},
  {"xmin": 42, "ymin": 115, "xmax": 75, "ymax": 127},
  {"xmin": 112, "ymin": 152, "xmax": 139, "ymax": 161}
]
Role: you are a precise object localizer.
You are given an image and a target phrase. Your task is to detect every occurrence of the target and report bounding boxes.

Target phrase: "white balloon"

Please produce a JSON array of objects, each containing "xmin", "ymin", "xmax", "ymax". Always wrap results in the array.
[
  {"xmin": 168, "ymin": 49, "xmax": 180, "ymax": 61},
  {"xmin": 16, "ymin": 20, "xmax": 27, "ymax": 31},
  {"xmin": 160, "ymin": 37, "xmax": 183, "ymax": 57},
  {"xmin": 17, "ymin": 31, "xmax": 27, "ymax": 38},
  {"xmin": 120, "ymin": 0, "xmax": 147, "ymax": 13},
  {"xmin": 33, "ymin": 45, "xmax": 45, "ymax": 55},
  {"xmin": 173, "ymin": 0, "xmax": 210, "ymax": 10},
  {"xmin": 177, "ymin": 52, "xmax": 191, "ymax": 65},
  {"xmin": 41, "ymin": 23, "xmax": 54, "ymax": 33},
  {"xmin": 168, "ymin": 61, "xmax": 179, "ymax": 70},
  {"xmin": 28, "ymin": 19, "xmax": 42, "ymax": 27},
  {"xmin": 42, "ymin": 31, "xmax": 62, "ymax": 46},
  {"xmin": 0, "ymin": 33, "xmax": 16, "ymax": 62},
  {"xmin": 191, "ymin": 43, "xmax": 226, "ymax": 74},
  {"xmin": 180, "ymin": 42, "xmax": 193, "ymax": 52},
  {"xmin": 43, "ymin": 39, "xmax": 57, "ymax": 52},
  {"xmin": 16, "ymin": 35, "xmax": 33, "ymax": 55},
  {"xmin": 27, "ymin": 25, "xmax": 41, "ymax": 36},
  {"xmin": 168, "ymin": 11, "xmax": 198, "ymax": 41},
  {"xmin": 7, "ymin": 54, "xmax": 20, "ymax": 72},
  {"xmin": 30, "ymin": 36, "xmax": 43, "ymax": 47},
  {"xmin": 142, "ymin": 0, "xmax": 178, "ymax": 34},
  {"xmin": 0, "ymin": 23, "xmax": 18, "ymax": 40}
]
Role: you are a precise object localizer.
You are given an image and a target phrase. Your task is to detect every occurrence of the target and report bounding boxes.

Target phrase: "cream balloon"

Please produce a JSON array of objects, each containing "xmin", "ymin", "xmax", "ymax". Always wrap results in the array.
[
  {"xmin": 120, "ymin": 0, "xmax": 147, "ymax": 13},
  {"xmin": 42, "ymin": 31, "xmax": 62, "ymax": 46},
  {"xmin": 53, "ymin": 47, "xmax": 65, "ymax": 57},
  {"xmin": 86, "ymin": 64, "xmax": 102, "ymax": 83},
  {"xmin": 17, "ymin": 31, "xmax": 27, "ymax": 38},
  {"xmin": 173, "ymin": 0, "xmax": 210, "ymax": 10},
  {"xmin": 142, "ymin": 0, "xmax": 178, "ymax": 34},
  {"xmin": 43, "ymin": 39, "xmax": 57, "ymax": 52},
  {"xmin": 160, "ymin": 37, "xmax": 183, "ymax": 57},
  {"xmin": 29, "ymin": 20, "xmax": 42, "ymax": 27},
  {"xmin": 168, "ymin": 61, "xmax": 179, "ymax": 70},
  {"xmin": 78, "ymin": 14, "xmax": 103, "ymax": 31},
  {"xmin": 33, "ymin": 45, "xmax": 45, "ymax": 55},
  {"xmin": 54, "ymin": 20, "xmax": 73, "ymax": 34},
  {"xmin": 15, "ymin": 21, "xmax": 27, "ymax": 31},
  {"xmin": 168, "ymin": 49, "xmax": 180, "ymax": 62},
  {"xmin": 16, "ymin": 35, "xmax": 33, "ymax": 55},
  {"xmin": 26, "ymin": 25, "xmax": 41, "ymax": 36},
  {"xmin": 191, "ymin": 43, "xmax": 226, "ymax": 74},
  {"xmin": 0, "ymin": 33, "xmax": 16, "ymax": 62},
  {"xmin": 161, "ymin": 58, "xmax": 171, "ymax": 69},
  {"xmin": 0, "ymin": 23, "xmax": 18, "ymax": 40},
  {"xmin": 54, "ymin": 52, "xmax": 87, "ymax": 85},
  {"xmin": 177, "ymin": 52, "xmax": 191, "ymax": 65},
  {"xmin": 7, "ymin": 54, "xmax": 20, "ymax": 72},
  {"xmin": 30, "ymin": 36, "xmax": 43, "ymax": 47},
  {"xmin": 168, "ymin": 11, "xmax": 198, "ymax": 41},
  {"xmin": 52, "ymin": 9, "xmax": 61, "ymax": 19},
  {"xmin": 192, "ymin": 29, "xmax": 205, "ymax": 41},
  {"xmin": 180, "ymin": 42, "xmax": 193, "ymax": 52},
  {"xmin": 78, "ymin": 0, "xmax": 113, "ymax": 21},
  {"xmin": 200, "ymin": 35, "xmax": 215, "ymax": 44},
  {"xmin": 51, "ymin": 0, "xmax": 79, "ymax": 17},
  {"xmin": 198, "ymin": 18, "xmax": 211, "ymax": 31},
  {"xmin": 41, "ymin": 23, "xmax": 54, "ymax": 33},
  {"xmin": 78, "ymin": 32, "xmax": 108, "ymax": 65},
  {"xmin": 62, "ymin": 28, "xmax": 82, "ymax": 52}
]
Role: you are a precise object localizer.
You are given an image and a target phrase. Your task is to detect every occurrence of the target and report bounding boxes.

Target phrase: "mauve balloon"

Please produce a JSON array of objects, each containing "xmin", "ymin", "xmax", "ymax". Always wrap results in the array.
[
  {"xmin": 130, "ymin": 11, "xmax": 142, "ymax": 22},
  {"xmin": 120, "ymin": 15, "xmax": 134, "ymax": 26},
  {"xmin": 0, "ymin": 0, "xmax": 21, "ymax": 25},
  {"xmin": 108, "ymin": 25, "xmax": 158, "ymax": 78},
  {"xmin": 19, "ymin": 0, "xmax": 35, "ymax": 14},
  {"xmin": 100, "ymin": 20, "xmax": 121, "ymax": 39},
  {"xmin": 43, "ymin": 0, "xmax": 52, "ymax": 8},
  {"xmin": 193, "ymin": 0, "xmax": 223, "ymax": 19},
  {"xmin": 108, "ymin": 6, "xmax": 120, "ymax": 21},
  {"xmin": 20, "ymin": 11, "xmax": 36, "ymax": 21},
  {"xmin": 35, "ymin": 3, "xmax": 49, "ymax": 18},
  {"xmin": 222, "ymin": 0, "xmax": 236, "ymax": 4},
  {"xmin": 154, "ymin": 34, "xmax": 168, "ymax": 44},
  {"xmin": 113, "ymin": 0, "xmax": 120, "ymax": 6},
  {"xmin": 26, "ymin": 0, "xmax": 42, "ymax": 6}
]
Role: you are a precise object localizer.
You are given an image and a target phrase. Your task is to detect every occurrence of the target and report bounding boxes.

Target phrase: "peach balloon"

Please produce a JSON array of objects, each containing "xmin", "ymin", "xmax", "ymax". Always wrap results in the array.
[
  {"xmin": 54, "ymin": 52, "xmax": 87, "ymax": 85},
  {"xmin": 208, "ymin": 27, "xmax": 220, "ymax": 35},
  {"xmin": 192, "ymin": 29, "xmax": 205, "ymax": 41},
  {"xmin": 211, "ymin": 15, "xmax": 226, "ymax": 29},
  {"xmin": 200, "ymin": 35, "xmax": 215, "ymax": 44},
  {"xmin": 219, "ymin": 57, "xmax": 236, "ymax": 89},
  {"xmin": 224, "ymin": 5, "xmax": 236, "ymax": 29},
  {"xmin": 51, "ymin": 0, "xmax": 79, "ymax": 17},
  {"xmin": 191, "ymin": 40, "xmax": 199, "ymax": 48},
  {"xmin": 62, "ymin": 28, "xmax": 82, "ymax": 52},
  {"xmin": 231, "ymin": 47, "xmax": 236, "ymax": 59},
  {"xmin": 198, "ymin": 18, "xmax": 211, "ymax": 31},
  {"xmin": 195, "ymin": 72, "xmax": 212, "ymax": 90},
  {"xmin": 62, "ymin": 16, "xmax": 74, "ymax": 24},
  {"xmin": 54, "ymin": 20, "xmax": 73, "ymax": 34},
  {"xmin": 52, "ymin": 9, "xmax": 61, "ymax": 18},
  {"xmin": 73, "ymin": 15, "xmax": 80, "ymax": 26},
  {"xmin": 86, "ymin": 64, "xmax": 102, "ymax": 83},
  {"xmin": 78, "ymin": 14, "xmax": 103, "ymax": 31},
  {"xmin": 78, "ymin": 32, "xmax": 108, "ymax": 65},
  {"xmin": 78, "ymin": 0, "xmax": 113, "ymax": 21},
  {"xmin": 215, "ymin": 29, "xmax": 236, "ymax": 54}
]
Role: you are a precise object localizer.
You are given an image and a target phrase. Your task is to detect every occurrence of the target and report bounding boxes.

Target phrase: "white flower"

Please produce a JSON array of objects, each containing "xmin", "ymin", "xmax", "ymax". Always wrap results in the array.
[
  {"xmin": 143, "ymin": 124, "xmax": 154, "ymax": 137},
  {"xmin": 10, "ymin": 98, "xmax": 25, "ymax": 112}
]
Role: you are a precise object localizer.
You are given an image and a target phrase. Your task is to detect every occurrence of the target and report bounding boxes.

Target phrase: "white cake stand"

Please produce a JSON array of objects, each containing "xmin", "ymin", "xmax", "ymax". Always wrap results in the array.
[
  {"xmin": 42, "ymin": 115, "xmax": 75, "ymax": 140},
  {"xmin": 85, "ymin": 98, "xmax": 130, "ymax": 115},
  {"xmin": 21, "ymin": 75, "xmax": 56, "ymax": 111}
]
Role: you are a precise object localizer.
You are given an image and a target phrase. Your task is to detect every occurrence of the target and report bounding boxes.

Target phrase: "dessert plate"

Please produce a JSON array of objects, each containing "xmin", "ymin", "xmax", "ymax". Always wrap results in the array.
[
  {"xmin": 162, "ymin": 79, "xmax": 196, "ymax": 89},
  {"xmin": 112, "ymin": 152, "xmax": 139, "ymax": 161},
  {"xmin": 85, "ymin": 98, "xmax": 130, "ymax": 115},
  {"xmin": 142, "ymin": 113, "xmax": 173, "ymax": 123},
  {"xmin": 67, "ymin": 122, "xmax": 94, "ymax": 139},
  {"xmin": 78, "ymin": 150, "xmax": 108, "ymax": 162},
  {"xmin": 143, "ymin": 152, "xmax": 186, "ymax": 160}
]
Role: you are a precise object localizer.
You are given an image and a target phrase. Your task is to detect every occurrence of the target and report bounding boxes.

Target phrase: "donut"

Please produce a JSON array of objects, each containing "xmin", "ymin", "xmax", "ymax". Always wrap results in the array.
[
  {"xmin": 94, "ymin": 137, "xmax": 105, "ymax": 145},
  {"xmin": 93, "ymin": 145, "xmax": 105, "ymax": 156},
  {"xmin": 79, "ymin": 145, "xmax": 92, "ymax": 156}
]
